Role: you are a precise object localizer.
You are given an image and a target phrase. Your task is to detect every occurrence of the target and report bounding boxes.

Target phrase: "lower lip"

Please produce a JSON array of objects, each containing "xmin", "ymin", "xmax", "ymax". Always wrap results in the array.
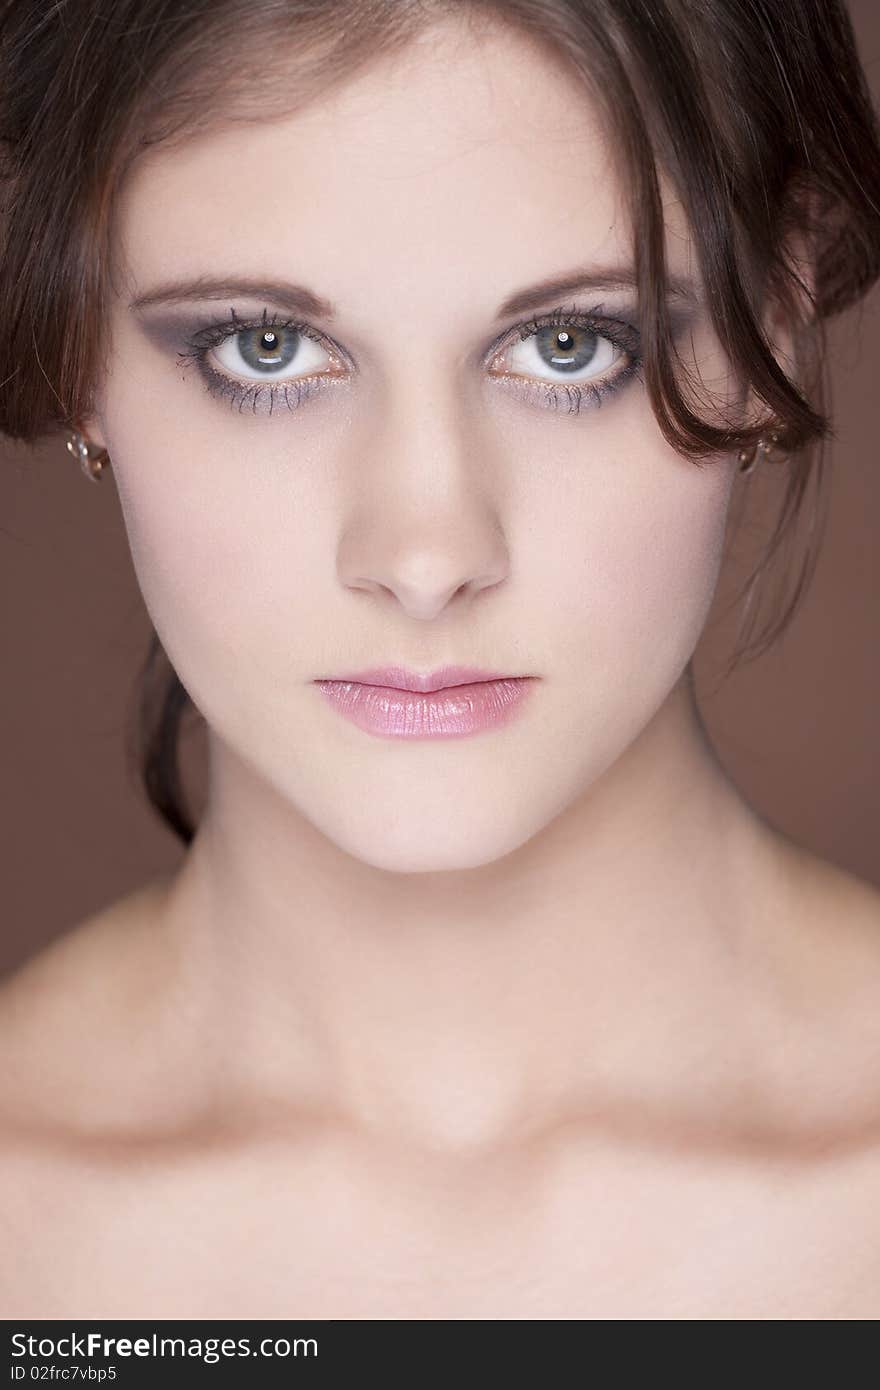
[{"xmin": 313, "ymin": 677, "xmax": 535, "ymax": 739}]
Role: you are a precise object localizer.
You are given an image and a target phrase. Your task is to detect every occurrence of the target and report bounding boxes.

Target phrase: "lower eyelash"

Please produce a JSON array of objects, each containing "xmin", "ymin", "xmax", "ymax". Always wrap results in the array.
[
  {"xmin": 201, "ymin": 368, "xmax": 641, "ymax": 417},
  {"xmin": 498, "ymin": 356, "xmax": 644, "ymax": 414},
  {"xmin": 195, "ymin": 362, "xmax": 342, "ymax": 416}
]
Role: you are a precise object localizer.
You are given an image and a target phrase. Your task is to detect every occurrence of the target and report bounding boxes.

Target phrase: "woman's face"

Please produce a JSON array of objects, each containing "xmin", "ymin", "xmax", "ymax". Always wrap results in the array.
[{"xmin": 91, "ymin": 16, "xmax": 741, "ymax": 873}]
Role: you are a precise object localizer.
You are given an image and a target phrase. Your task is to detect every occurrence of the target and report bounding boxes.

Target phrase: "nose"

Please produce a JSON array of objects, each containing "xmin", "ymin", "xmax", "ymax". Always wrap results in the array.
[{"xmin": 335, "ymin": 385, "xmax": 510, "ymax": 621}]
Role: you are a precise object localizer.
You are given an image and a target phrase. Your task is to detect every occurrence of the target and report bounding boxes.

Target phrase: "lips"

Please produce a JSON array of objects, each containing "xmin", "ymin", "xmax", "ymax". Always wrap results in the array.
[{"xmin": 312, "ymin": 672, "xmax": 535, "ymax": 739}]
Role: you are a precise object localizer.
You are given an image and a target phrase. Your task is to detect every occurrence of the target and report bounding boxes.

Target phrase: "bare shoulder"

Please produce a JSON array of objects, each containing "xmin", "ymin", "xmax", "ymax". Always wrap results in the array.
[
  {"xmin": 775, "ymin": 835, "xmax": 880, "ymax": 970},
  {"xmin": 754, "ymin": 831, "xmax": 880, "ymax": 1134},
  {"xmin": 0, "ymin": 873, "xmax": 178, "ymax": 1139}
]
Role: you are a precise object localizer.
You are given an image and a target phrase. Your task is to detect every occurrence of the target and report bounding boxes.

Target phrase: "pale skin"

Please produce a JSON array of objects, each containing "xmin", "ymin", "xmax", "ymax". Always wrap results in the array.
[{"xmin": 3, "ymin": 14, "xmax": 880, "ymax": 1318}]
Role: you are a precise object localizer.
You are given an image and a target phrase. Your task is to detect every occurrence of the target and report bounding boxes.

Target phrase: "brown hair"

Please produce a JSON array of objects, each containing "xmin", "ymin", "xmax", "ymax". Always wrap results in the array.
[{"xmin": 2, "ymin": 0, "xmax": 880, "ymax": 847}]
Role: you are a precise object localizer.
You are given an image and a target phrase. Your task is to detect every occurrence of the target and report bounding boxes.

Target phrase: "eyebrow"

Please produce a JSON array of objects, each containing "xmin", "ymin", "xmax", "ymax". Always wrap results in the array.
[
  {"xmin": 496, "ymin": 266, "xmax": 700, "ymax": 317},
  {"xmin": 128, "ymin": 265, "xmax": 701, "ymax": 320}
]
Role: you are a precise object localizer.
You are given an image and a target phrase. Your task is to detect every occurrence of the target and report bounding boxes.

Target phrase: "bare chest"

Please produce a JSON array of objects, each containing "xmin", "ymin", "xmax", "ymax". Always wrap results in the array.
[{"xmin": 3, "ymin": 1137, "xmax": 879, "ymax": 1319}]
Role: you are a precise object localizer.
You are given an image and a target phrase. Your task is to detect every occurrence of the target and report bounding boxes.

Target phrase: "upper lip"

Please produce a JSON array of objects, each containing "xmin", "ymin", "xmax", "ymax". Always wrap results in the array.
[{"xmin": 315, "ymin": 665, "xmax": 521, "ymax": 693}]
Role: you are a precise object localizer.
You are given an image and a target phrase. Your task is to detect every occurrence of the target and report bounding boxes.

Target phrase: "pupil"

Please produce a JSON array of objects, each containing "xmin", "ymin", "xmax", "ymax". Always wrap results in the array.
[{"xmin": 261, "ymin": 331, "xmax": 278, "ymax": 350}]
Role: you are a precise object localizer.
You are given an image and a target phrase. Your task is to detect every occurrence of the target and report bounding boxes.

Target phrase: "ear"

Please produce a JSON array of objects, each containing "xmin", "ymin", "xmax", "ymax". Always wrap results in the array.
[{"xmin": 74, "ymin": 411, "xmax": 110, "ymax": 452}]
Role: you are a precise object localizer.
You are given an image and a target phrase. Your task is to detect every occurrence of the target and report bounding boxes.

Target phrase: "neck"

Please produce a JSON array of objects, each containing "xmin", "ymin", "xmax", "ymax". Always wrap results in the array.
[{"xmin": 155, "ymin": 669, "xmax": 787, "ymax": 1154}]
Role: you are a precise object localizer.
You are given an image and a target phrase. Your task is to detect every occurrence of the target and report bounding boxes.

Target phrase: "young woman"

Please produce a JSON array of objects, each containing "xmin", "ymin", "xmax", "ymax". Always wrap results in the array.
[{"xmin": 1, "ymin": 0, "xmax": 879, "ymax": 1319}]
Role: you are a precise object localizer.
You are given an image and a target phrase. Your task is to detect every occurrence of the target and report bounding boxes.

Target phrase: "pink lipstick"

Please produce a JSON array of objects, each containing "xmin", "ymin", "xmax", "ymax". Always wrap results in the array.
[{"xmin": 313, "ymin": 666, "xmax": 535, "ymax": 739}]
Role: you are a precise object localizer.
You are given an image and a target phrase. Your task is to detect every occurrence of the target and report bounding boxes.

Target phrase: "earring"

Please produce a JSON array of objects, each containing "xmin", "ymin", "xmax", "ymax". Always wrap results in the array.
[
  {"xmin": 65, "ymin": 428, "xmax": 110, "ymax": 483},
  {"xmin": 737, "ymin": 429, "xmax": 787, "ymax": 476}
]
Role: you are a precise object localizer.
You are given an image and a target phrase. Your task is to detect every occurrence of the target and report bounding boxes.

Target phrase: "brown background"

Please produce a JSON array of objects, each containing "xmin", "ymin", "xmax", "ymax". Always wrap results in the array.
[{"xmin": 2, "ymin": 2, "xmax": 878, "ymax": 979}]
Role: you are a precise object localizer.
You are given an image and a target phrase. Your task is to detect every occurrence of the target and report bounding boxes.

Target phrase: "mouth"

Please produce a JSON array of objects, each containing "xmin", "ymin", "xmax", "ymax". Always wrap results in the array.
[{"xmin": 314, "ymin": 665, "xmax": 524, "ymax": 694}]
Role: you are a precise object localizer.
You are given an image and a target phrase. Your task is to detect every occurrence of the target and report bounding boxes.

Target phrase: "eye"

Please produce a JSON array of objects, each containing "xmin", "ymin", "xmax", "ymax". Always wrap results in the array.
[
  {"xmin": 504, "ymin": 324, "xmax": 618, "ymax": 380},
  {"xmin": 484, "ymin": 306, "xmax": 643, "ymax": 414},
  {"xmin": 488, "ymin": 308, "xmax": 638, "ymax": 391},
  {"xmin": 178, "ymin": 302, "xmax": 642, "ymax": 417},
  {"xmin": 211, "ymin": 322, "xmax": 333, "ymax": 382}
]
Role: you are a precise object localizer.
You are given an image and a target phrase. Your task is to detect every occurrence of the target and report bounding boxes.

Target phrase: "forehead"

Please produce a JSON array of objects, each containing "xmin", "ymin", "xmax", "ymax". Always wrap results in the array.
[{"xmin": 115, "ymin": 15, "xmax": 695, "ymax": 320}]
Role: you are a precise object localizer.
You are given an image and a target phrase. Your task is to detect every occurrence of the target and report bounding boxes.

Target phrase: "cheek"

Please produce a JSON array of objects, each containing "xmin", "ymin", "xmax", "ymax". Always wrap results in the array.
[
  {"xmin": 102, "ymin": 389, "xmax": 333, "ymax": 711},
  {"xmin": 522, "ymin": 448, "xmax": 734, "ymax": 683}
]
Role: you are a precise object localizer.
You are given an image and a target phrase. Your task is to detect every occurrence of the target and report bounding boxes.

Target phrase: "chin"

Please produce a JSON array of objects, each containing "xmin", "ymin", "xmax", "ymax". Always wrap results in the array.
[{"xmin": 321, "ymin": 808, "xmax": 545, "ymax": 877}]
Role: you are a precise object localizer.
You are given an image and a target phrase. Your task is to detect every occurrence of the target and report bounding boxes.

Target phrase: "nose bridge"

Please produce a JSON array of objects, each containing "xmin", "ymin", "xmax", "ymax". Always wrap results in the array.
[
  {"xmin": 379, "ymin": 360, "xmax": 479, "ymax": 502},
  {"xmin": 336, "ymin": 361, "xmax": 510, "ymax": 617}
]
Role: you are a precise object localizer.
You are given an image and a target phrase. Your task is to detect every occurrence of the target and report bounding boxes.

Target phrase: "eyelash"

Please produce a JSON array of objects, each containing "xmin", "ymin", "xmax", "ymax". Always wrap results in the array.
[{"xmin": 176, "ymin": 302, "xmax": 644, "ymax": 417}]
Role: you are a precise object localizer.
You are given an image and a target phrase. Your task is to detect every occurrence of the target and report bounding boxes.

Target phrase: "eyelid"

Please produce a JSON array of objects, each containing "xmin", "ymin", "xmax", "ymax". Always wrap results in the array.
[
  {"xmin": 176, "ymin": 299, "xmax": 643, "ymax": 371},
  {"xmin": 184, "ymin": 308, "xmax": 348, "ymax": 365},
  {"xmin": 484, "ymin": 302, "xmax": 642, "ymax": 370}
]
